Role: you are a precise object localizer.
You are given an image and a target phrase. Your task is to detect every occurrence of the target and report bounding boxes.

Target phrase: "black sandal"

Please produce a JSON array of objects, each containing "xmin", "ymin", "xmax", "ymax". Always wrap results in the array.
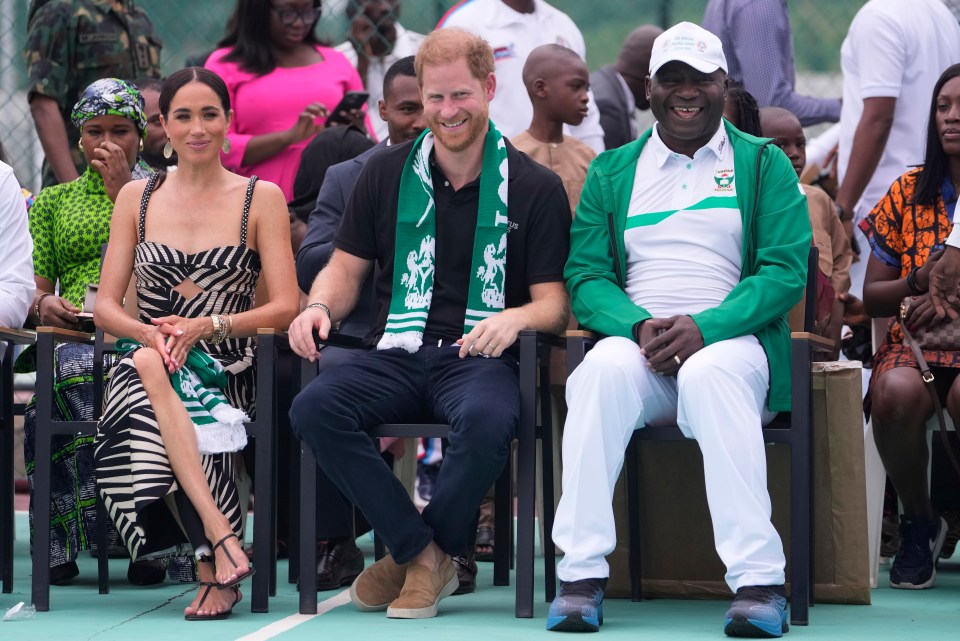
[
  {"xmin": 475, "ymin": 526, "xmax": 495, "ymax": 562},
  {"xmin": 212, "ymin": 532, "xmax": 255, "ymax": 588},
  {"xmin": 184, "ymin": 583, "xmax": 241, "ymax": 621}
]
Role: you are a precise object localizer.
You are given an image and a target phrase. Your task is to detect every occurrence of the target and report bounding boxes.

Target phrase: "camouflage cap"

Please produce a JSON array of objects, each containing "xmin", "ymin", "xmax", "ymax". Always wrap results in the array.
[{"xmin": 71, "ymin": 78, "xmax": 147, "ymax": 137}]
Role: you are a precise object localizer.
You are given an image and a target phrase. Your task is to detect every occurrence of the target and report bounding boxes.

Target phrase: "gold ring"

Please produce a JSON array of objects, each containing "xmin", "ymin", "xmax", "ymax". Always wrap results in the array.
[{"xmin": 673, "ymin": 355, "xmax": 682, "ymax": 366}]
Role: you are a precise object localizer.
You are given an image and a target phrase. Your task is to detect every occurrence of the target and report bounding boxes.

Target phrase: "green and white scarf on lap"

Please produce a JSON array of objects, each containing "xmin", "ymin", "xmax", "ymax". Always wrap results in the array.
[
  {"xmin": 115, "ymin": 339, "xmax": 249, "ymax": 455},
  {"xmin": 378, "ymin": 120, "xmax": 509, "ymax": 352}
]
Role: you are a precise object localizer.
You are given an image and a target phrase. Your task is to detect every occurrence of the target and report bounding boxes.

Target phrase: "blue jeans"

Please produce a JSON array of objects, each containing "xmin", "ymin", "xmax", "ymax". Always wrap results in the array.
[{"xmin": 289, "ymin": 342, "xmax": 519, "ymax": 563}]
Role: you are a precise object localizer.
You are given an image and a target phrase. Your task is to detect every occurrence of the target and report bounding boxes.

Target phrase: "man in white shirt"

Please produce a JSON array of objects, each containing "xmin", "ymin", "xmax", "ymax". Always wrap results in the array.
[
  {"xmin": 836, "ymin": 0, "xmax": 960, "ymax": 296},
  {"xmin": 438, "ymin": 0, "xmax": 605, "ymax": 154},
  {"xmin": 335, "ymin": 1, "xmax": 425, "ymax": 142},
  {"xmin": 0, "ymin": 160, "xmax": 34, "ymax": 331}
]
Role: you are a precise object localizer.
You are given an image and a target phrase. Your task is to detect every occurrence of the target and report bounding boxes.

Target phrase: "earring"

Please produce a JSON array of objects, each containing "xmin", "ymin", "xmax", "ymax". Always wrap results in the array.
[
  {"xmin": 78, "ymin": 138, "xmax": 84, "ymax": 152},
  {"xmin": 138, "ymin": 139, "xmax": 144, "ymax": 152},
  {"xmin": 162, "ymin": 140, "xmax": 173, "ymax": 159},
  {"xmin": 222, "ymin": 137, "xmax": 232, "ymax": 154}
]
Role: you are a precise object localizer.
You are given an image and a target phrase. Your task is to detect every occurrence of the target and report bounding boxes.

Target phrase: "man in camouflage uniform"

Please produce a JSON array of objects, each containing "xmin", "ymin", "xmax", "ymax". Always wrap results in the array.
[{"xmin": 24, "ymin": 0, "xmax": 162, "ymax": 187}]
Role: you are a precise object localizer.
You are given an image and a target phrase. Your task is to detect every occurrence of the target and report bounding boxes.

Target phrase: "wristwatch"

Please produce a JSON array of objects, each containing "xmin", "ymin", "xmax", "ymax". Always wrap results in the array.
[{"xmin": 306, "ymin": 302, "xmax": 332, "ymax": 320}]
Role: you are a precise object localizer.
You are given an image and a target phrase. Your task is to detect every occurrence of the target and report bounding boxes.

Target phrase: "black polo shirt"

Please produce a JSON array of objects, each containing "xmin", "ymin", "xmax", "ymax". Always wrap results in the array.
[{"xmin": 334, "ymin": 138, "xmax": 571, "ymax": 346}]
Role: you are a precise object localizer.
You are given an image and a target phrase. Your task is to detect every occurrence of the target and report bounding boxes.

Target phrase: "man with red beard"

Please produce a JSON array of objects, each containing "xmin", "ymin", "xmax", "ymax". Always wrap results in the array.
[
  {"xmin": 287, "ymin": 27, "xmax": 570, "ymax": 620},
  {"xmin": 548, "ymin": 22, "xmax": 810, "ymax": 637}
]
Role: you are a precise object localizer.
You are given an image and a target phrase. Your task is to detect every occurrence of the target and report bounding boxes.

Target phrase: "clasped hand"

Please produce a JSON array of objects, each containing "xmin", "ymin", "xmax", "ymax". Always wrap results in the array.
[
  {"xmin": 148, "ymin": 315, "xmax": 206, "ymax": 373},
  {"xmin": 638, "ymin": 316, "xmax": 705, "ymax": 376}
]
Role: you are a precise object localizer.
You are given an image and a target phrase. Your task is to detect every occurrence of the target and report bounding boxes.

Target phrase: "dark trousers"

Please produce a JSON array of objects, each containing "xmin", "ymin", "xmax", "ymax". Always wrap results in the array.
[{"xmin": 289, "ymin": 343, "xmax": 518, "ymax": 564}]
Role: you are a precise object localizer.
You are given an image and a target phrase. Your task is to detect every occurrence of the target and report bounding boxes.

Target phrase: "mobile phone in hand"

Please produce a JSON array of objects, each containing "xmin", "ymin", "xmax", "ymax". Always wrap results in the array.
[{"xmin": 325, "ymin": 91, "xmax": 369, "ymax": 127}]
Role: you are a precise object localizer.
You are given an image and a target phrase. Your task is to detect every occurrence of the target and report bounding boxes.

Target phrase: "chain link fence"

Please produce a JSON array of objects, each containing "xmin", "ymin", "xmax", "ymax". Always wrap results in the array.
[{"xmin": 0, "ymin": 0, "xmax": 862, "ymax": 193}]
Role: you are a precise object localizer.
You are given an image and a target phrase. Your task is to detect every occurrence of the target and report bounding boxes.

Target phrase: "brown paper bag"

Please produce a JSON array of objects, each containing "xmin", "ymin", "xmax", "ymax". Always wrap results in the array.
[{"xmin": 605, "ymin": 361, "xmax": 870, "ymax": 604}]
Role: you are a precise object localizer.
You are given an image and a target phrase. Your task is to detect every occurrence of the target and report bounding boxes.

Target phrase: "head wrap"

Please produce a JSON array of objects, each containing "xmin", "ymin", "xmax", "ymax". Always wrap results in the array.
[{"xmin": 71, "ymin": 78, "xmax": 147, "ymax": 138}]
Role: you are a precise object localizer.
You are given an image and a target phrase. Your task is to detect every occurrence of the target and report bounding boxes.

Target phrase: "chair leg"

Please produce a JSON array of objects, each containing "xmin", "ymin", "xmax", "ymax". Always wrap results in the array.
[
  {"xmin": 514, "ymin": 333, "xmax": 537, "ymax": 618},
  {"xmin": 298, "ymin": 443, "xmax": 318, "ymax": 614},
  {"xmin": 789, "ymin": 338, "xmax": 812, "ymax": 626},
  {"xmin": 32, "ymin": 419, "xmax": 52, "ymax": 611},
  {"xmin": 493, "ymin": 458, "xmax": 511, "ymax": 586},
  {"xmin": 252, "ymin": 427, "xmax": 272, "ymax": 612},
  {"xmin": 540, "ymin": 382, "xmax": 556, "ymax": 602},
  {"xmin": 287, "ymin": 428, "xmax": 301, "ymax": 585},
  {"xmin": 626, "ymin": 435, "xmax": 643, "ymax": 602},
  {"xmin": 96, "ymin": 487, "xmax": 109, "ymax": 594},
  {"xmin": 1, "ymin": 345, "xmax": 13, "ymax": 594},
  {"xmin": 32, "ymin": 332, "xmax": 55, "ymax": 611}
]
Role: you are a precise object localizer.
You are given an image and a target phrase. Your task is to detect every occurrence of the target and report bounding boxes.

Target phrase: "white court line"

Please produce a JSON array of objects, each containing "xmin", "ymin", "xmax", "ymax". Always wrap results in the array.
[{"xmin": 235, "ymin": 589, "xmax": 351, "ymax": 641}]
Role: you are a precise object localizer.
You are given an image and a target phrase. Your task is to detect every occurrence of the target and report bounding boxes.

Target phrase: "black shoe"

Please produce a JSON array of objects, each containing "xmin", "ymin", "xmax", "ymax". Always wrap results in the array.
[
  {"xmin": 316, "ymin": 539, "xmax": 364, "ymax": 591},
  {"xmin": 50, "ymin": 561, "xmax": 79, "ymax": 586},
  {"xmin": 890, "ymin": 515, "xmax": 947, "ymax": 589},
  {"xmin": 416, "ymin": 462, "xmax": 441, "ymax": 502},
  {"xmin": 127, "ymin": 558, "xmax": 167, "ymax": 586},
  {"xmin": 452, "ymin": 554, "xmax": 477, "ymax": 595}
]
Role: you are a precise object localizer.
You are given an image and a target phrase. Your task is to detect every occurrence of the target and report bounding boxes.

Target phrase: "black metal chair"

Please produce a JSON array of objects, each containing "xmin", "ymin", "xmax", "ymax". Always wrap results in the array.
[
  {"xmin": 564, "ymin": 247, "xmax": 832, "ymax": 627},
  {"xmin": 0, "ymin": 326, "xmax": 36, "ymax": 594},
  {"xmin": 292, "ymin": 329, "xmax": 561, "ymax": 618},
  {"xmin": 29, "ymin": 325, "xmax": 286, "ymax": 612},
  {"xmin": 31, "ymin": 326, "xmax": 110, "ymax": 611}
]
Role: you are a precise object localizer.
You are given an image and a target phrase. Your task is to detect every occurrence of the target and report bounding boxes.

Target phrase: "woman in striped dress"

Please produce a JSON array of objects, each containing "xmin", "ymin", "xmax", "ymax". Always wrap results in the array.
[{"xmin": 93, "ymin": 67, "xmax": 298, "ymax": 620}]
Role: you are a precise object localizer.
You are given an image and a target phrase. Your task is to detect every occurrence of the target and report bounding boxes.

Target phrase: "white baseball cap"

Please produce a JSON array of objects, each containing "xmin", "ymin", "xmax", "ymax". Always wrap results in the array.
[{"xmin": 648, "ymin": 22, "xmax": 727, "ymax": 78}]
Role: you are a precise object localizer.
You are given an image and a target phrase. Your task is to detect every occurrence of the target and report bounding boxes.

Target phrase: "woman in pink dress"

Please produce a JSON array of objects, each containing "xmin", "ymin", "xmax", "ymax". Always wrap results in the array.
[{"xmin": 205, "ymin": 0, "xmax": 372, "ymax": 201}]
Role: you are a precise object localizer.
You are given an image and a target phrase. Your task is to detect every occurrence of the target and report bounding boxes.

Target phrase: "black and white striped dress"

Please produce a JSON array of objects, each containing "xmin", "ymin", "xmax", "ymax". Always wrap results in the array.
[{"xmin": 94, "ymin": 174, "xmax": 261, "ymax": 561}]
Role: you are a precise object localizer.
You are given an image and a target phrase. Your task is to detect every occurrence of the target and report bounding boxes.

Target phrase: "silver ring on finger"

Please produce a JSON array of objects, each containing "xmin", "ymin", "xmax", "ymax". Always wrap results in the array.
[{"xmin": 673, "ymin": 355, "xmax": 682, "ymax": 366}]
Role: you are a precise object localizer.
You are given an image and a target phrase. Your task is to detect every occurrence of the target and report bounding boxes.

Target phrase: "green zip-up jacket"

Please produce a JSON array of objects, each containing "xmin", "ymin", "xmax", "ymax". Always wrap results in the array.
[{"xmin": 565, "ymin": 122, "xmax": 811, "ymax": 412}]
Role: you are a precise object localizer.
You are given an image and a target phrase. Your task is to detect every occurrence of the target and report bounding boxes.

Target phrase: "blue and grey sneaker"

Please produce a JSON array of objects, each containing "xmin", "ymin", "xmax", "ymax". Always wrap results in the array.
[
  {"xmin": 723, "ymin": 585, "xmax": 788, "ymax": 638},
  {"xmin": 546, "ymin": 578, "xmax": 606, "ymax": 632},
  {"xmin": 890, "ymin": 515, "xmax": 947, "ymax": 589}
]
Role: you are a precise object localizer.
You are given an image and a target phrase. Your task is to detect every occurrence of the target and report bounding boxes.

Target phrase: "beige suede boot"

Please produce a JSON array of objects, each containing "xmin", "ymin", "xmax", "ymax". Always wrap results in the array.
[{"xmin": 386, "ymin": 555, "xmax": 459, "ymax": 619}]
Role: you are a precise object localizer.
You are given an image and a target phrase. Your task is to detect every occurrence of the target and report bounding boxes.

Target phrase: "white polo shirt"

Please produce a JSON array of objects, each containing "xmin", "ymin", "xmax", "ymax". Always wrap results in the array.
[
  {"xmin": 624, "ymin": 125, "xmax": 743, "ymax": 318},
  {"xmin": 336, "ymin": 23, "xmax": 426, "ymax": 143},
  {"xmin": 438, "ymin": 0, "xmax": 605, "ymax": 153},
  {"xmin": 837, "ymin": 0, "xmax": 960, "ymax": 221}
]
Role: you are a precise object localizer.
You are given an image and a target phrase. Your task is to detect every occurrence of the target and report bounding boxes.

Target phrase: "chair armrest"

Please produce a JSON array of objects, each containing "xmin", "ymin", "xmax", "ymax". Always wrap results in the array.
[
  {"xmin": 564, "ymin": 330, "xmax": 602, "ymax": 375},
  {"xmin": 36, "ymin": 326, "xmax": 94, "ymax": 345},
  {"xmin": 519, "ymin": 329, "xmax": 565, "ymax": 351},
  {"xmin": 257, "ymin": 327, "xmax": 290, "ymax": 350},
  {"xmin": 566, "ymin": 330, "xmax": 601, "ymax": 340},
  {"xmin": 0, "ymin": 326, "xmax": 37, "ymax": 346},
  {"xmin": 313, "ymin": 330, "xmax": 367, "ymax": 351},
  {"xmin": 791, "ymin": 331, "xmax": 836, "ymax": 354}
]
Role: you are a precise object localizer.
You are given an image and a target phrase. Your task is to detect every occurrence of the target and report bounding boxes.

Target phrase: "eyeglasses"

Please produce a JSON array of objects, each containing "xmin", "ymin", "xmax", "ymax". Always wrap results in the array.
[{"xmin": 270, "ymin": 5, "xmax": 322, "ymax": 26}]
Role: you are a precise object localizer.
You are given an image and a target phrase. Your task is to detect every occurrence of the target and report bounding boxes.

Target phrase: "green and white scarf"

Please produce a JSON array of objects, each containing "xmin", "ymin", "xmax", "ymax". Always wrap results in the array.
[
  {"xmin": 378, "ymin": 120, "xmax": 509, "ymax": 352},
  {"xmin": 115, "ymin": 339, "xmax": 249, "ymax": 455}
]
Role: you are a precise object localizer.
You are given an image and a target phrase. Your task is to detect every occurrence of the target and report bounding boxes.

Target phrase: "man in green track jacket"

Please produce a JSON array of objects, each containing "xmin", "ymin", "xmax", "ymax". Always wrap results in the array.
[{"xmin": 547, "ymin": 22, "xmax": 811, "ymax": 638}]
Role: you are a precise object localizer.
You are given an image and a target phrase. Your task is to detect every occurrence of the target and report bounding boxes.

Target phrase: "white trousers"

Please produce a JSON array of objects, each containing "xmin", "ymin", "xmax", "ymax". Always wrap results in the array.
[{"xmin": 553, "ymin": 335, "xmax": 786, "ymax": 592}]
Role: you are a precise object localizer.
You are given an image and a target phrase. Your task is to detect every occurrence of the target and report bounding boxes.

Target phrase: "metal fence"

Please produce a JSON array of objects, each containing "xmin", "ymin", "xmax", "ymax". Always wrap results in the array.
[{"xmin": 0, "ymin": 0, "xmax": 863, "ymax": 192}]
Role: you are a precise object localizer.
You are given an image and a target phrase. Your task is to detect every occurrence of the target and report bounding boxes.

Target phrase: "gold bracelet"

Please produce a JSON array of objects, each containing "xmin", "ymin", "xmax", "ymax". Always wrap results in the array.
[
  {"xmin": 225, "ymin": 313, "xmax": 234, "ymax": 338},
  {"xmin": 210, "ymin": 314, "xmax": 225, "ymax": 344},
  {"xmin": 34, "ymin": 293, "xmax": 53, "ymax": 325}
]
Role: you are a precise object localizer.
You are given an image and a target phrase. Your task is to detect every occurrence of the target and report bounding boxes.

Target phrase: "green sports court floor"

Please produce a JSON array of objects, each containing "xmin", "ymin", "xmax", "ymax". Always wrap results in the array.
[{"xmin": 2, "ymin": 511, "xmax": 959, "ymax": 641}]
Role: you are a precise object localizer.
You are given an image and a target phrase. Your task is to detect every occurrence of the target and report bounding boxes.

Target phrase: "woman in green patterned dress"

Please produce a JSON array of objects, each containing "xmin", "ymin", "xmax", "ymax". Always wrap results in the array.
[{"xmin": 22, "ymin": 78, "xmax": 166, "ymax": 586}]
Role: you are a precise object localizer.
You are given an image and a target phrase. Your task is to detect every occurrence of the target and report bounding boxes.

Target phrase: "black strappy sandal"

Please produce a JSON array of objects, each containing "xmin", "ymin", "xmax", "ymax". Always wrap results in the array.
[
  {"xmin": 212, "ymin": 533, "xmax": 255, "ymax": 588},
  {"xmin": 184, "ymin": 583, "xmax": 241, "ymax": 621}
]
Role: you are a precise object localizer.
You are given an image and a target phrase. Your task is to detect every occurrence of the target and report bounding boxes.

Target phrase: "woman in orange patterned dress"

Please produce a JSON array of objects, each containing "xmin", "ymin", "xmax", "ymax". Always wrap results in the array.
[{"xmin": 860, "ymin": 63, "xmax": 960, "ymax": 591}]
